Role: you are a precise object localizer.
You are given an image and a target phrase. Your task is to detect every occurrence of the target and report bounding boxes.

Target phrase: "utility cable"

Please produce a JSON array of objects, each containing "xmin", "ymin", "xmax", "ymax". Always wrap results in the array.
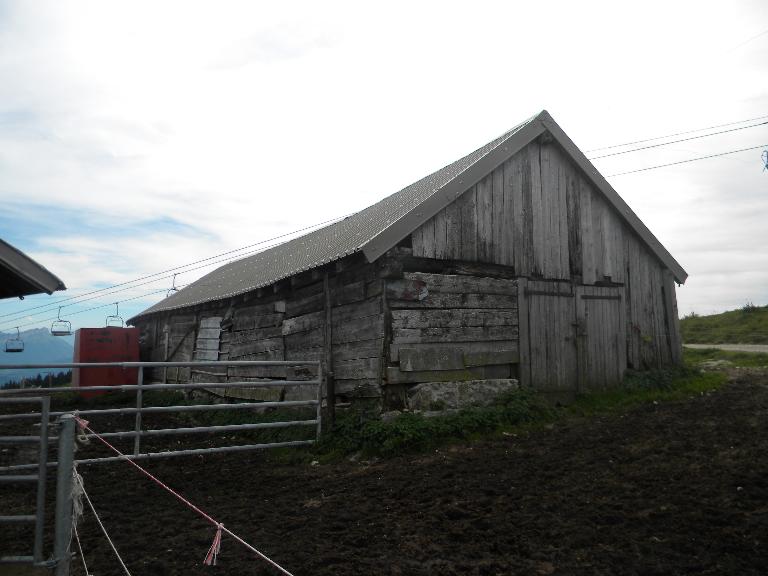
[
  {"xmin": 0, "ymin": 285, "xmax": 185, "ymax": 331},
  {"xmin": 4, "ymin": 115, "xmax": 768, "ymax": 322},
  {"xmin": 585, "ymin": 113, "xmax": 768, "ymax": 152},
  {"xmin": 607, "ymin": 144, "xmax": 768, "ymax": 177},
  {"xmin": 0, "ymin": 212, "xmax": 353, "ymax": 320},
  {"xmin": 589, "ymin": 121, "xmax": 768, "ymax": 159},
  {"xmin": 0, "ymin": 229, "xmax": 307, "ymax": 326}
]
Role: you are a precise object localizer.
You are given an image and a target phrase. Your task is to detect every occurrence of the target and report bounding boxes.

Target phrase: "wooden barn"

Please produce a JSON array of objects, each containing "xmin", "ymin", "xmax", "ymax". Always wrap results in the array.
[{"xmin": 129, "ymin": 110, "xmax": 686, "ymax": 411}]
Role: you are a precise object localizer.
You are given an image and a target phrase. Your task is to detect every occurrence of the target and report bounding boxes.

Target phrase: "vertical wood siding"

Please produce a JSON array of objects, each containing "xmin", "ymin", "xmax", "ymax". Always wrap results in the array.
[{"xmin": 412, "ymin": 136, "xmax": 680, "ymax": 370}]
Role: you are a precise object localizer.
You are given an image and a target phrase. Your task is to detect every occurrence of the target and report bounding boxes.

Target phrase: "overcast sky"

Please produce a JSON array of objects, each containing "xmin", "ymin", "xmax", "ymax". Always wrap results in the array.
[{"xmin": 0, "ymin": 0, "xmax": 766, "ymax": 334}]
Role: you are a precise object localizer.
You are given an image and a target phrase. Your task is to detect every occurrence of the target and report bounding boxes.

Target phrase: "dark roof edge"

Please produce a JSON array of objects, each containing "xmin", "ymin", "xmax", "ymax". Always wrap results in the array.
[
  {"xmin": 0, "ymin": 239, "xmax": 67, "ymax": 295},
  {"xmin": 537, "ymin": 111, "xmax": 688, "ymax": 283}
]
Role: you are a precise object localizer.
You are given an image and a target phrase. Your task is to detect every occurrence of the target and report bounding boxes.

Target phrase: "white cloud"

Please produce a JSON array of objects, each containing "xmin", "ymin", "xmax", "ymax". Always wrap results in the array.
[{"xmin": 0, "ymin": 0, "xmax": 766, "ymax": 329}]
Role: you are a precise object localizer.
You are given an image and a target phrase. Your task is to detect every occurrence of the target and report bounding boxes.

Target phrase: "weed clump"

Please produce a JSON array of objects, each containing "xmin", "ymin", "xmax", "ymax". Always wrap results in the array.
[{"xmin": 317, "ymin": 390, "xmax": 551, "ymax": 458}]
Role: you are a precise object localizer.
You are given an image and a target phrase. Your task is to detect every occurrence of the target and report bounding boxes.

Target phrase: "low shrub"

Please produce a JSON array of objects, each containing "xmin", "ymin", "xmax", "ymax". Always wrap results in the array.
[{"xmin": 317, "ymin": 389, "xmax": 552, "ymax": 458}]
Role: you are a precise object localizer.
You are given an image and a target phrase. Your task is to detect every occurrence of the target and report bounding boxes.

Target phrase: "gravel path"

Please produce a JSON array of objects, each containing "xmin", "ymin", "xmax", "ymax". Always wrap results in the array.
[{"xmin": 685, "ymin": 343, "xmax": 768, "ymax": 353}]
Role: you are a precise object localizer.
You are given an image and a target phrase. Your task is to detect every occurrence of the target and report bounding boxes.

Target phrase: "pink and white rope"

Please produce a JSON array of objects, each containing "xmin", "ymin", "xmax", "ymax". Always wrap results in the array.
[{"xmin": 74, "ymin": 416, "xmax": 294, "ymax": 575}]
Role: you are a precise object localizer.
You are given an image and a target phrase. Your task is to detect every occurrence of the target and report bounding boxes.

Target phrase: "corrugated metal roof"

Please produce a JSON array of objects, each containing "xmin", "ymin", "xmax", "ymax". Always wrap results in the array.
[
  {"xmin": 130, "ymin": 110, "xmax": 687, "ymax": 322},
  {"xmin": 131, "ymin": 115, "xmax": 537, "ymax": 320}
]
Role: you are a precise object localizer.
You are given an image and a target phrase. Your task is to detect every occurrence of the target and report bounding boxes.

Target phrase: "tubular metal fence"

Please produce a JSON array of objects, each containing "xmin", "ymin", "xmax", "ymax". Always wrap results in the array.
[{"xmin": 0, "ymin": 360, "xmax": 322, "ymax": 573}]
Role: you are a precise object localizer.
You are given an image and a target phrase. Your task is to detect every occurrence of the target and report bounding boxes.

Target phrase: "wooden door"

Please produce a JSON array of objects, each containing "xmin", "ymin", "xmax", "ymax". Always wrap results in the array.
[
  {"xmin": 575, "ymin": 285, "xmax": 627, "ymax": 390},
  {"xmin": 519, "ymin": 280, "xmax": 579, "ymax": 392}
]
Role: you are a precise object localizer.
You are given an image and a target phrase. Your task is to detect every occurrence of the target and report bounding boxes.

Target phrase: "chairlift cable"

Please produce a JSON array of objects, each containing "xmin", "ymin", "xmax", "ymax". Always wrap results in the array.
[
  {"xmin": 4, "ymin": 117, "xmax": 768, "ymax": 324},
  {"xmin": 0, "ymin": 212, "xmax": 354, "ymax": 320},
  {"xmin": 5, "ymin": 286, "xmax": 185, "ymax": 331}
]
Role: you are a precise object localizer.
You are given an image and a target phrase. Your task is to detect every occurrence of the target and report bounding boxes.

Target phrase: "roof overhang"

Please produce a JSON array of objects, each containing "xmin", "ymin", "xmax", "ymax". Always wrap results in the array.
[{"xmin": 0, "ymin": 239, "xmax": 66, "ymax": 299}]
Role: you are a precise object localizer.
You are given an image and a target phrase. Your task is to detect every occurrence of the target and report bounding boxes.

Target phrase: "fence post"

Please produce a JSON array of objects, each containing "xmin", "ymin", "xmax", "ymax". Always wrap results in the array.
[
  {"xmin": 134, "ymin": 366, "xmax": 144, "ymax": 456},
  {"xmin": 33, "ymin": 396, "xmax": 50, "ymax": 564},
  {"xmin": 316, "ymin": 362, "xmax": 323, "ymax": 440},
  {"xmin": 53, "ymin": 414, "xmax": 76, "ymax": 576}
]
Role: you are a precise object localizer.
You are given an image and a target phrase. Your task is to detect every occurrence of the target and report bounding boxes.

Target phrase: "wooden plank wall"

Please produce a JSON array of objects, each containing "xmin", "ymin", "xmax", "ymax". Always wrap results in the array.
[
  {"xmin": 576, "ymin": 285, "xmax": 627, "ymax": 390},
  {"xmin": 134, "ymin": 264, "xmax": 385, "ymax": 403},
  {"xmin": 384, "ymin": 272, "xmax": 519, "ymax": 403},
  {"xmin": 411, "ymin": 136, "xmax": 680, "ymax": 369},
  {"xmin": 161, "ymin": 313, "xmax": 198, "ymax": 383},
  {"xmin": 411, "ymin": 140, "xmax": 628, "ymax": 284},
  {"xmin": 280, "ymin": 273, "xmax": 384, "ymax": 400},
  {"xmin": 522, "ymin": 280, "xmax": 579, "ymax": 392},
  {"xmin": 624, "ymin": 232, "xmax": 679, "ymax": 369}
]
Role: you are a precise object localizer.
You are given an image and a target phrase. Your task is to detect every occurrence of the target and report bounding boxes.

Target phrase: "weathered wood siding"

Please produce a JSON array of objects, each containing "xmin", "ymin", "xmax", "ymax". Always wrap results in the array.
[
  {"xmin": 412, "ymin": 140, "xmax": 629, "ymax": 283},
  {"xmin": 411, "ymin": 136, "xmax": 681, "ymax": 371},
  {"xmin": 133, "ymin": 134, "xmax": 683, "ymax": 408},
  {"xmin": 135, "ymin": 262, "xmax": 386, "ymax": 404},
  {"xmin": 383, "ymin": 271, "xmax": 519, "ymax": 407}
]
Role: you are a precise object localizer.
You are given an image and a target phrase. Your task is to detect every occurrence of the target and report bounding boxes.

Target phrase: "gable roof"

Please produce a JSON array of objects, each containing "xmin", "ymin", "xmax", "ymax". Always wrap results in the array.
[
  {"xmin": 131, "ymin": 110, "xmax": 686, "ymax": 322},
  {"xmin": 0, "ymin": 239, "xmax": 66, "ymax": 299}
]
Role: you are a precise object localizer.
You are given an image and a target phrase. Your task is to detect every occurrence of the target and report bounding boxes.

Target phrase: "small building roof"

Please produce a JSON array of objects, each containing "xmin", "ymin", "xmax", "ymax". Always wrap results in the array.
[
  {"xmin": 131, "ymin": 110, "xmax": 686, "ymax": 322},
  {"xmin": 0, "ymin": 239, "xmax": 66, "ymax": 299}
]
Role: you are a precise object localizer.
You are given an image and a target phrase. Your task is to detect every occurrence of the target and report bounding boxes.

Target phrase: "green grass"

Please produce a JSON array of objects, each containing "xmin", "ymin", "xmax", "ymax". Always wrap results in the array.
[
  {"xmin": 683, "ymin": 346, "xmax": 768, "ymax": 368},
  {"xmin": 41, "ymin": 366, "xmax": 731, "ymax": 462},
  {"xmin": 681, "ymin": 303, "xmax": 768, "ymax": 344},
  {"xmin": 563, "ymin": 367, "xmax": 726, "ymax": 417},
  {"xmin": 314, "ymin": 366, "xmax": 727, "ymax": 460},
  {"xmin": 315, "ymin": 389, "xmax": 553, "ymax": 459}
]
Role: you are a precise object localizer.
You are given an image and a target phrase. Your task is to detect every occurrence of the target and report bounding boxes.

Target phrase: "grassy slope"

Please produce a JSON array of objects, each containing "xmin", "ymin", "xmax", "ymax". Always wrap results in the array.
[{"xmin": 680, "ymin": 304, "xmax": 768, "ymax": 344}]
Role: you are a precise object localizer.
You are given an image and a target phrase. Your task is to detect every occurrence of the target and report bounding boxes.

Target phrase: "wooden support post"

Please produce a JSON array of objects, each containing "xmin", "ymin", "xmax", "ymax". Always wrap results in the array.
[
  {"xmin": 517, "ymin": 278, "xmax": 530, "ymax": 388},
  {"xmin": 162, "ymin": 326, "xmax": 169, "ymax": 384},
  {"xmin": 323, "ymin": 273, "xmax": 335, "ymax": 430}
]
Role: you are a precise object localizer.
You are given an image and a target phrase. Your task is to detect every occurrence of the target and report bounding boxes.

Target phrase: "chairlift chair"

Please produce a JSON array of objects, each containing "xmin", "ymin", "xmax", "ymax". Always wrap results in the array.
[
  {"xmin": 166, "ymin": 273, "xmax": 179, "ymax": 298},
  {"xmin": 106, "ymin": 302, "xmax": 124, "ymax": 328},
  {"xmin": 5, "ymin": 327, "xmax": 24, "ymax": 353},
  {"xmin": 51, "ymin": 307, "xmax": 72, "ymax": 336}
]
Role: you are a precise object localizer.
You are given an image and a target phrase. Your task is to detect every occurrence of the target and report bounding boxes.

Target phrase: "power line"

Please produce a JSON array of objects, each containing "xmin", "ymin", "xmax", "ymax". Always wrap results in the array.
[
  {"xmin": 1, "ymin": 285, "xmax": 185, "ymax": 332},
  {"xmin": 0, "ymin": 212, "xmax": 353, "ymax": 322},
  {"xmin": 589, "ymin": 121, "xmax": 768, "ymax": 159},
  {"xmin": 0, "ymin": 232, "xmax": 312, "ymax": 327},
  {"xmin": 5, "ymin": 117, "xmax": 768, "ymax": 327},
  {"xmin": 607, "ymin": 144, "xmax": 768, "ymax": 177},
  {"xmin": 585, "ymin": 113, "xmax": 768, "ymax": 153}
]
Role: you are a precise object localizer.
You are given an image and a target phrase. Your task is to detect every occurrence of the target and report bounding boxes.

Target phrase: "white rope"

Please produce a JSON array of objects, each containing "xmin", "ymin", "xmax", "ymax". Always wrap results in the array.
[
  {"xmin": 71, "ymin": 468, "xmax": 89, "ymax": 573},
  {"xmin": 74, "ymin": 472, "xmax": 133, "ymax": 576},
  {"xmin": 73, "ymin": 522, "xmax": 93, "ymax": 576}
]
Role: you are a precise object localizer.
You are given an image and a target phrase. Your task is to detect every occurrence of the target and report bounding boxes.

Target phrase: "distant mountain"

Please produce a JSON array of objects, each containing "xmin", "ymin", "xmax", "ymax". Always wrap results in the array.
[{"xmin": 0, "ymin": 328, "xmax": 73, "ymax": 386}]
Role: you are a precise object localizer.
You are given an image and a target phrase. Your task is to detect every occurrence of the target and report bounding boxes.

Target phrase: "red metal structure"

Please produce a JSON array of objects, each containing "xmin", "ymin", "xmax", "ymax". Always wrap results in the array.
[{"xmin": 72, "ymin": 328, "xmax": 139, "ymax": 397}]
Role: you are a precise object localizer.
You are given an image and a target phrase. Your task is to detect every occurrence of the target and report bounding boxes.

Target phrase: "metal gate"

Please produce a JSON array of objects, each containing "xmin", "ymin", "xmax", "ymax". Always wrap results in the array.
[
  {"xmin": 0, "ymin": 395, "xmax": 51, "ymax": 567},
  {"xmin": 0, "ymin": 360, "xmax": 322, "ymax": 575}
]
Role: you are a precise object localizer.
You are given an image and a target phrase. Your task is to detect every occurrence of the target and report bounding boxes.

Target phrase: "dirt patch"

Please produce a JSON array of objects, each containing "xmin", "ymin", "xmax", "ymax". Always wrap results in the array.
[{"xmin": 3, "ymin": 375, "xmax": 768, "ymax": 575}]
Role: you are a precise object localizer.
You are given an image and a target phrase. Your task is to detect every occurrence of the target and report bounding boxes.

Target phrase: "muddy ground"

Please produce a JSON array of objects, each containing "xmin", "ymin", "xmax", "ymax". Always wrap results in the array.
[{"xmin": 2, "ymin": 373, "xmax": 767, "ymax": 575}]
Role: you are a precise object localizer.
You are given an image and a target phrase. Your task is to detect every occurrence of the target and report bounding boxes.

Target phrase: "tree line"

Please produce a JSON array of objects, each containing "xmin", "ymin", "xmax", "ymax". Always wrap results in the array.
[{"xmin": 3, "ymin": 370, "xmax": 72, "ymax": 389}]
